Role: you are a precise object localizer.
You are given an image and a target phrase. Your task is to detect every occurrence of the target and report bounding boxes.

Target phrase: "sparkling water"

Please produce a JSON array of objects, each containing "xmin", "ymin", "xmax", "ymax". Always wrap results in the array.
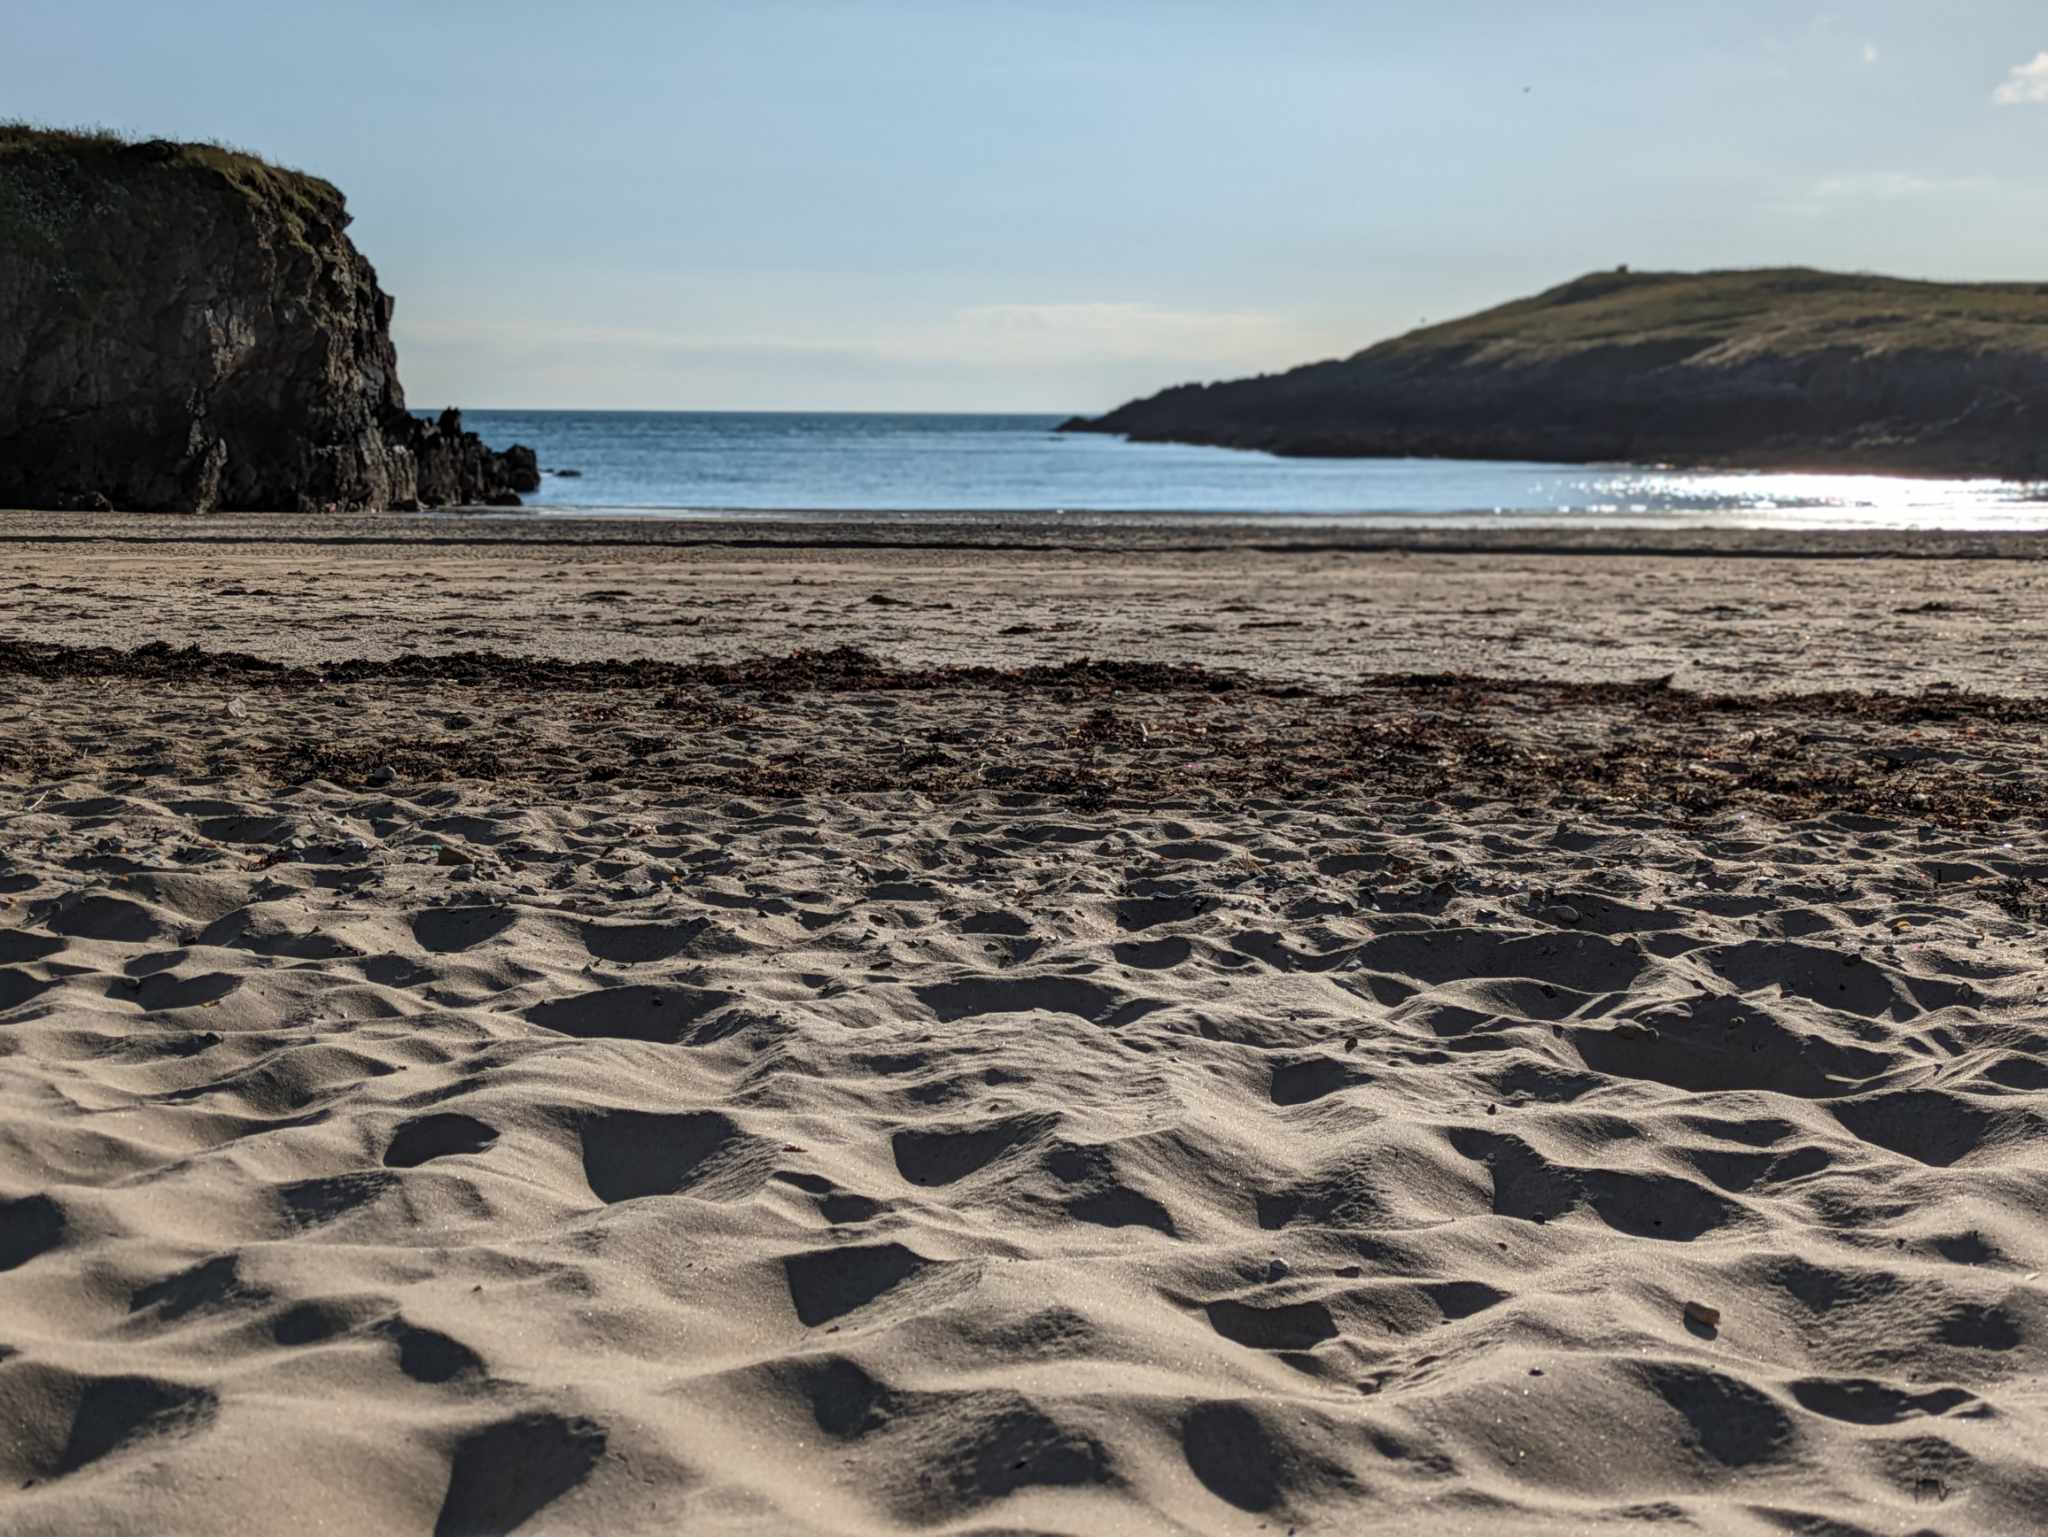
[{"xmin": 449, "ymin": 410, "xmax": 2048, "ymax": 530}]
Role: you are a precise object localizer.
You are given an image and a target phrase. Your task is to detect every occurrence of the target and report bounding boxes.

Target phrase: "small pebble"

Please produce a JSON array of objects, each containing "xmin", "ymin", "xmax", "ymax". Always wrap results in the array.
[{"xmin": 1684, "ymin": 1300, "xmax": 1721, "ymax": 1330}]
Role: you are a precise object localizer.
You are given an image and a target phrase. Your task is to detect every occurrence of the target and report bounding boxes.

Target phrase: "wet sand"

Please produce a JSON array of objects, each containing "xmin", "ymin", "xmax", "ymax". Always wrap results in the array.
[{"xmin": 2, "ymin": 515, "xmax": 2046, "ymax": 1534}]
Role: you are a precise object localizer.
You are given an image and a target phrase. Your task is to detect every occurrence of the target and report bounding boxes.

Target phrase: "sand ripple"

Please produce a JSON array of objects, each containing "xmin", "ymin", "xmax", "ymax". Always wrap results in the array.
[{"xmin": 5, "ymin": 758, "xmax": 2046, "ymax": 1533}]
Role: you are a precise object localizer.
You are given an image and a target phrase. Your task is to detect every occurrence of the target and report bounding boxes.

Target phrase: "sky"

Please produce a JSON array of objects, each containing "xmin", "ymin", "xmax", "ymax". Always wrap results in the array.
[{"xmin": 6, "ymin": 2, "xmax": 2048, "ymax": 411}]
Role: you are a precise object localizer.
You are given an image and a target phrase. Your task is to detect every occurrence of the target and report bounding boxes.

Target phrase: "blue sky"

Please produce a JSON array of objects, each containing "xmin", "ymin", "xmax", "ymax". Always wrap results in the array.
[{"xmin": 8, "ymin": 2, "xmax": 2048, "ymax": 410}]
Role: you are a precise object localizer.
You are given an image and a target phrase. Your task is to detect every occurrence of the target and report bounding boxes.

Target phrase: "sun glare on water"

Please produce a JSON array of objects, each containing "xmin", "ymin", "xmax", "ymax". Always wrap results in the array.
[{"xmin": 1564, "ymin": 470, "xmax": 2048, "ymax": 530}]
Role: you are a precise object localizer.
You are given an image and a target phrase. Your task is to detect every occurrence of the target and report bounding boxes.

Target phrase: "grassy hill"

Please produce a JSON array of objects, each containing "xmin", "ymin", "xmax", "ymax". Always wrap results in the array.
[
  {"xmin": 1375, "ymin": 268, "xmax": 2048, "ymax": 362},
  {"xmin": 1066, "ymin": 268, "xmax": 2048, "ymax": 478}
]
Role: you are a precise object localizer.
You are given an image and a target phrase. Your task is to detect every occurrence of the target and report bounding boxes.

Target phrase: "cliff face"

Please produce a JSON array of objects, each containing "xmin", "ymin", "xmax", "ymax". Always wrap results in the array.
[
  {"xmin": 0, "ymin": 128, "xmax": 537, "ymax": 512},
  {"xmin": 1065, "ymin": 269, "xmax": 2048, "ymax": 480}
]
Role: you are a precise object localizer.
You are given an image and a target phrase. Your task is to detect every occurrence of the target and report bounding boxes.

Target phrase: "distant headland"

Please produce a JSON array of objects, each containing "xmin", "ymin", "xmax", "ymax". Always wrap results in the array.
[
  {"xmin": 1062, "ymin": 268, "xmax": 2048, "ymax": 480},
  {"xmin": 0, "ymin": 125, "xmax": 535, "ymax": 513}
]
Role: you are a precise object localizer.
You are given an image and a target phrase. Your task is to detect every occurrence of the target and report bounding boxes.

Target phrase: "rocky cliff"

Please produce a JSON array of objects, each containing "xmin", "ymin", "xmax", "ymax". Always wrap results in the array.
[
  {"xmin": 0, "ymin": 127, "xmax": 538, "ymax": 512},
  {"xmin": 1064, "ymin": 268, "xmax": 2048, "ymax": 480}
]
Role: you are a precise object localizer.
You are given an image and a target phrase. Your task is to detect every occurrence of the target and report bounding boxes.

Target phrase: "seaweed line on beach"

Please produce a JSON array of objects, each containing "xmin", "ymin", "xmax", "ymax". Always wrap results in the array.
[
  {"xmin": 2, "ymin": 637, "xmax": 2046, "ymax": 724},
  {"xmin": 1, "ymin": 640, "xmax": 2043, "ymax": 825}
]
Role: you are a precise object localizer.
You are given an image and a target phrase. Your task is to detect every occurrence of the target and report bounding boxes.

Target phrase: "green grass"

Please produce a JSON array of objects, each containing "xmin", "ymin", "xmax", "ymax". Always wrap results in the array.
[
  {"xmin": 0, "ymin": 122, "xmax": 134, "ymax": 153},
  {"xmin": 0, "ymin": 120, "xmax": 346, "ymax": 246},
  {"xmin": 1365, "ymin": 267, "xmax": 2048, "ymax": 363},
  {"xmin": 1, "ymin": 120, "xmax": 290, "ymax": 171}
]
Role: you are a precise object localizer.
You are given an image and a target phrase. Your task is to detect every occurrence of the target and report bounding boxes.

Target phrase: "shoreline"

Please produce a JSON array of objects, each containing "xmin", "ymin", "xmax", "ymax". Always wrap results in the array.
[
  {"xmin": 10, "ymin": 506, "xmax": 2048, "ymax": 559},
  {"xmin": 3, "ymin": 515, "xmax": 2045, "ymax": 696},
  {"xmin": 1059, "ymin": 417, "xmax": 2048, "ymax": 484}
]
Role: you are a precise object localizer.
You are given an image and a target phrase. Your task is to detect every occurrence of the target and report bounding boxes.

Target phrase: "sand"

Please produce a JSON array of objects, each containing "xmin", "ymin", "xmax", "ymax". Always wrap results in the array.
[{"xmin": 3, "ymin": 516, "xmax": 2046, "ymax": 1535}]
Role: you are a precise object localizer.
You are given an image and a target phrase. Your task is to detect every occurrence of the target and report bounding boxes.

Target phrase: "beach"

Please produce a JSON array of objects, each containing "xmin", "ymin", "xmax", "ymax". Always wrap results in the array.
[{"xmin": 4, "ymin": 515, "xmax": 2047, "ymax": 1534}]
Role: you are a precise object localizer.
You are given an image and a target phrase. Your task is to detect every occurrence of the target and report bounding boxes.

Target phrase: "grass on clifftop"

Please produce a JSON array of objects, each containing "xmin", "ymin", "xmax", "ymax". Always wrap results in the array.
[
  {"xmin": 1362, "ymin": 267, "xmax": 2048, "ymax": 365},
  {"xmin": 0, "ymin": 121, "xmax": 346, "ymax": 241}
]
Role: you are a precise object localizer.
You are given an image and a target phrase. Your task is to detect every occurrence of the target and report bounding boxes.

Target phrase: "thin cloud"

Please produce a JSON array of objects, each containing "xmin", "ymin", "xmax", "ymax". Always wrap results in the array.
[
  {"xmin": 403, "ymin": 304, "xmax": 1309, "ymax": 370},
  {"xmin": 1994, "ymin": 51, "xmax": 2048, "ymax": 105},
  {"xmin": 942, "ymin": 303, "xmax": 1304, "ymax": 365},
  {"xmin": 1862, "ymin": 42, "xmax": 1879, "ymax": 65},
  {"xmin": 393, "ymin": 302, "xmax": 1324, "ymax": 411},
  {"xmin": 1810, "ymin": 171, "xmax": 1996, "ymax": 202}
]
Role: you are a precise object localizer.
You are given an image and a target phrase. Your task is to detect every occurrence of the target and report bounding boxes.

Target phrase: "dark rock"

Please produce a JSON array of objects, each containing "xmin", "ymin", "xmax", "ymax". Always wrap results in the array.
[
  {"xmin": 0, "ymin": 128, "xmax": 535, "ymax": 512},
  {"xmin": 1065, "ymin": 267, "xmax": 2048, "ymax": 480},
  {"xmin": 501, "ymin": 444, "xmax": 541, "ymax": 493}
]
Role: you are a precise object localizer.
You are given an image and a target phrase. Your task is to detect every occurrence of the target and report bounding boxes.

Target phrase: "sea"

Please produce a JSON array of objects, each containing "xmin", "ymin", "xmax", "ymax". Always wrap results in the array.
[{"xmin": 452, "ymin": 410, "xmax": 2048, "ymax": 532}]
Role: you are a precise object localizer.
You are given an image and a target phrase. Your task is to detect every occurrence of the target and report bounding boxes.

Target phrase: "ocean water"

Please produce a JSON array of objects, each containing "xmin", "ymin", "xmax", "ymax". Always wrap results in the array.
[{"xmin": 452, "ymin": 410, "xmax": 2048, "ymax": 531}]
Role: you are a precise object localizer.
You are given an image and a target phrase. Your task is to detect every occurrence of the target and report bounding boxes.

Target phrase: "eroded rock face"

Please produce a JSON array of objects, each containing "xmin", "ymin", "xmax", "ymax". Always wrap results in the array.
[{"xmin": 0, "ymin": 131, "xmax": 536, "ymax": 512}]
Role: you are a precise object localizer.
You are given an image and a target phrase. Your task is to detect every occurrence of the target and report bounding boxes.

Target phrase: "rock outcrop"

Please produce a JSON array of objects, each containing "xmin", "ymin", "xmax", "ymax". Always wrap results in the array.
[
  {"xmin": 1063, "ymin": 268, "xmax": 2048, "ymax": 480},
  {"xmin": 0, "ymin": 127, "xmax": 538, "ymax": 512}
]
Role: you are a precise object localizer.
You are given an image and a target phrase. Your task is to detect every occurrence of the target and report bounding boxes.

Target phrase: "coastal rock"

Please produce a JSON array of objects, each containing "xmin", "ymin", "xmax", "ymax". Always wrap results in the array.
[
  {"xmin": 0, "ymin": 127, "xmax": 534, "ymax": 512},
  {"xmin": 1064, "ymin": 268, "xmax": 2048, "ymax": 479}
]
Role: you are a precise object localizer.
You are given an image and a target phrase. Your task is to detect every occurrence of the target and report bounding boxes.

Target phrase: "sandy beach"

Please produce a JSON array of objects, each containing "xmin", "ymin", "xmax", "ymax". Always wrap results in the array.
[{"xmin": 4, "ymin": 515, "xmax": 2047, "ymax": 1535}]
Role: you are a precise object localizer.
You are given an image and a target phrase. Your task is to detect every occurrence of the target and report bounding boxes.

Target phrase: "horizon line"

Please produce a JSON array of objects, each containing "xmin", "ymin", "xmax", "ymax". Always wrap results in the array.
[{"xmin": 422, "ymin": 406, "xmax": 1088, "ymax": 418}]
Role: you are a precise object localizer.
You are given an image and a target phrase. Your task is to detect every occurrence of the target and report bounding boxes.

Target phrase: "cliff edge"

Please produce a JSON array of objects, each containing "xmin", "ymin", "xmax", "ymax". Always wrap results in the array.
[
  {"xmin": 0, "ymin": 126, "xmax": 538, "ymax": 512},
  {"xmin": 1063, "ymin": 268, "xmax": 2048, "ymax": 480}
]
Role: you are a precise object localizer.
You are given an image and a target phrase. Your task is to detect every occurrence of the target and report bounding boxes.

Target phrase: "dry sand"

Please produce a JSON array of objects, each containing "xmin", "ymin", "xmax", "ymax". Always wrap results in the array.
[{"xmin": 3, "ymin": 516, "xmax": 2047, "ymax": 1534}]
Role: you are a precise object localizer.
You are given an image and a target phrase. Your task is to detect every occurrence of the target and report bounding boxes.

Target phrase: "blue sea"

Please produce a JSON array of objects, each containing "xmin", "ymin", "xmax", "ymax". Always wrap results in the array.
[{"xmin": 452, "ymin": 410, "xmax": 2048, "ymax": 531}]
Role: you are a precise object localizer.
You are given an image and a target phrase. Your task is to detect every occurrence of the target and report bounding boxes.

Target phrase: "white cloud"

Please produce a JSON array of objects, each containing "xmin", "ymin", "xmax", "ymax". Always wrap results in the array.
[
  {"xmin": 1862, "ymin": 42, "xmax": 1879, "ymax": 65},
  {"xmin": 1994, "ymin": 51, "xmax": 2048, "ymax": 105}
]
